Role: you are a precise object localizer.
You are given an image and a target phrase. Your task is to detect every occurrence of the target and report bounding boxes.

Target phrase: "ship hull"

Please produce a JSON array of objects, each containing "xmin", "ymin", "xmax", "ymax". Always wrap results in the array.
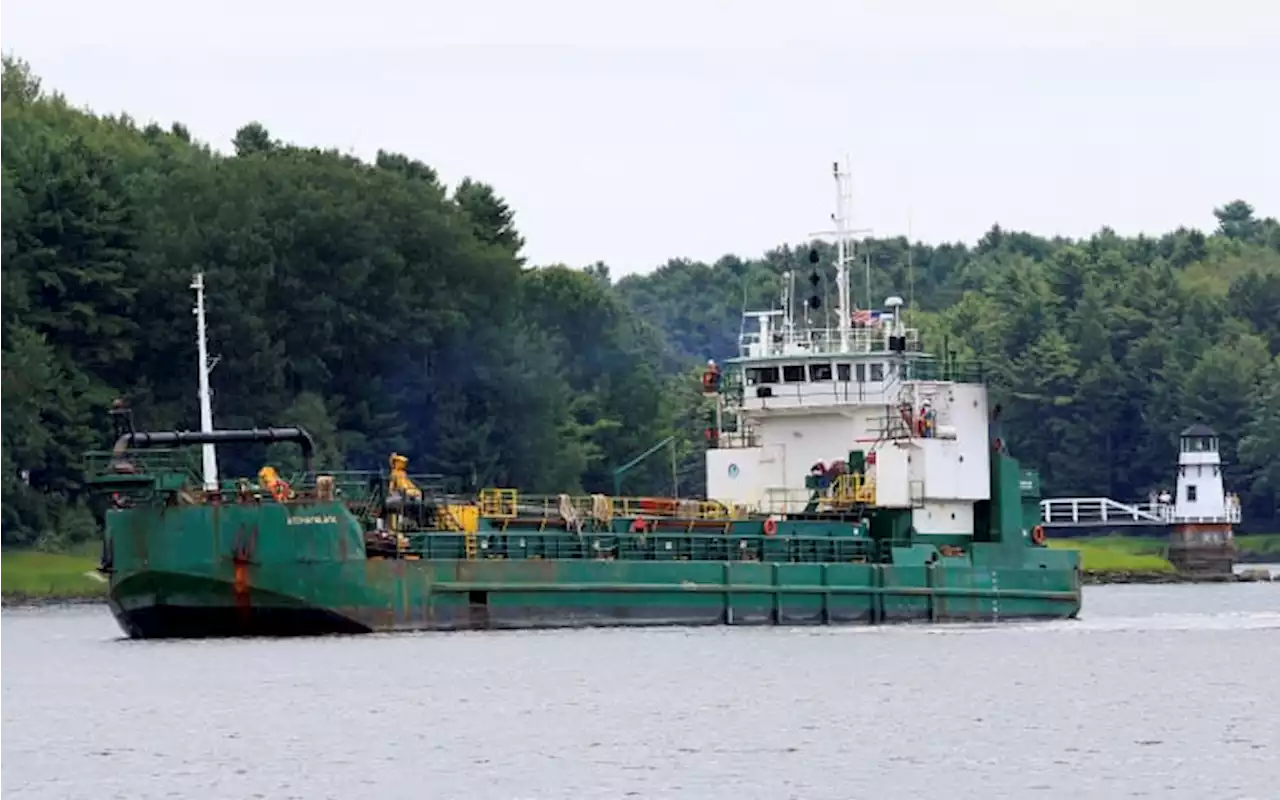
[
  {"xmin": 96, "ymin": 445, "xmax": 1081, "ymax": 639},
  {"xmin": 106, "ymin": 558, "xmax": 1081, "ymax": 639}
]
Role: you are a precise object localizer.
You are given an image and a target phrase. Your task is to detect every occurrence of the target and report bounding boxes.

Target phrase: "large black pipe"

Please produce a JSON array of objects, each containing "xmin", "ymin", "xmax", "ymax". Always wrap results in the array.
[{"xmin": 112, "ymin": 427, "xmax": 316, "ymax": 470}]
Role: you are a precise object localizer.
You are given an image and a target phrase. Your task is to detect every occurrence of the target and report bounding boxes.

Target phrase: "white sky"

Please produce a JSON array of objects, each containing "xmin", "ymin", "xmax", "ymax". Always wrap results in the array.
[{"xmin": 3, "ymin": 0, "xmax": 1277, "ymax": 275}]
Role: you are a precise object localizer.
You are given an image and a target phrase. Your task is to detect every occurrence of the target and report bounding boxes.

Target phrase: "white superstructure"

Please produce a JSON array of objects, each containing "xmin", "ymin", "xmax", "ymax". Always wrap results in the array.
[{"xmin": 703, "ymin": 161, "xmax": 993, "ymax": 533}]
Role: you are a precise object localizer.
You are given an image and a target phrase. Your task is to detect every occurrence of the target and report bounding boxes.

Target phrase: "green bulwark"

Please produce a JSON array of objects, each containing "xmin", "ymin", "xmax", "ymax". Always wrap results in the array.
[{"xmin": 86, "ymin": 435, "xmax": 1082, "ymax": 638}]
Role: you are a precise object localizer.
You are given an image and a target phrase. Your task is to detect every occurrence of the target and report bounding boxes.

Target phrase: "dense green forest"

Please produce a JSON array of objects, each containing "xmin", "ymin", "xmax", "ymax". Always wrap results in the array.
[{"xmin": 3, "ymin": 56, "xmax": 1278, "ymax": 548}]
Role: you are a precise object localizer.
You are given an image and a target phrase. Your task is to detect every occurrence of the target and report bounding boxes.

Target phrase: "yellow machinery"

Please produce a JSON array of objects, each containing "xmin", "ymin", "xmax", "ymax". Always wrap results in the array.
[
  {"xmin": 257, "ymin": 466, "xmax": 293, "ymax": 502},
  {"xmin": 388, "ymin": 454, "xmax": 422, "ymax": 500},
  {"xmin": 831, "ymin": 473, "xmax": 876, "ymax": 508}
]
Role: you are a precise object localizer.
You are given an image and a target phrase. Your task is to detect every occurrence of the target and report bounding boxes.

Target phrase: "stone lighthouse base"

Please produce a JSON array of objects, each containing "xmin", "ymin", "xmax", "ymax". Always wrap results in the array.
[{"xmin": 1167, "ymin": 523, "xmax": 1237, "ymax": 578}]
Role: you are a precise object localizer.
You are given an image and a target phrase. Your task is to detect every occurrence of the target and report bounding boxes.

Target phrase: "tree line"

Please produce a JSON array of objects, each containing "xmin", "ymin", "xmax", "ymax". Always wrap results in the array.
[{"xmin": 3, "ymin": 56, "xmax": 1277, "ymax": 547}]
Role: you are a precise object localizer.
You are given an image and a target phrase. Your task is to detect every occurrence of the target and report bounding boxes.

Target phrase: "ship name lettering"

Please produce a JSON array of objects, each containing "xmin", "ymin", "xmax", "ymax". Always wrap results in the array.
[{"xmin": 288, "ymin": 514, "xmax": 338, "ymax": 526}]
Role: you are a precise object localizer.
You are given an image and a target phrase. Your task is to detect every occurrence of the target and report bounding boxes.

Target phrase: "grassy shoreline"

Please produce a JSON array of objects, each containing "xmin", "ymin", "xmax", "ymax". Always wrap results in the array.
[
  {"xmin": 1048, "ymin": 533, "xmax": 1280, "ymax": 584},
  {"xmin": 2, "ymin": 543, "xmax": 107, "ymax": 606},
  {"xmin": 1047, "ymin": 535, "xmax": 1176, "ymax": 573},
  {"xmin": 1236, "ymin": 534, "xmax": 1280, "ymax": 563}
]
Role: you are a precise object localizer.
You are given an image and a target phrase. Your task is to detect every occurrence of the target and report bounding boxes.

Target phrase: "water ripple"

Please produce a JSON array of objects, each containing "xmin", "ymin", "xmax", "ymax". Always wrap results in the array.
[{"xmin": 3, "ymin": 583, "xmax": 1278, "ymax": 799}]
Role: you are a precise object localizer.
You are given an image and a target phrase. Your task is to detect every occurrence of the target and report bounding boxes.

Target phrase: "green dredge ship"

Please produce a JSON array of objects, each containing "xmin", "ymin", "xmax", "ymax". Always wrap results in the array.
[{"xmin": 87, "ymin": 162, "xmax": 1081, "ymax": 638}]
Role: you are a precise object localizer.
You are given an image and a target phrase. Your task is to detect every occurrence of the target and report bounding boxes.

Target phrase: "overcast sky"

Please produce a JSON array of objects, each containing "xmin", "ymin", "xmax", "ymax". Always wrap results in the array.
[{"xmin": 3, "ymin": 0, "xmax": 1277, "ymax": 276}]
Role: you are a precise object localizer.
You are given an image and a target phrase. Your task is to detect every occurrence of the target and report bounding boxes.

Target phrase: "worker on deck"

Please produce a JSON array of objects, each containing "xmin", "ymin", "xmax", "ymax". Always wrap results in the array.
[
  {"xmin": 109, "ymin": 397, "xmax": 131, "ymax": 440},
  {"xmin": 918, "ymin": 401, "xmax": 936, "ymax": 438},
  {"xmin": 701, "ymin": 359, "xmax": 722, "ymax": 393},
  {"xmin": 257, "ymin": 466, "xmax": 293, "ymax": 502}
]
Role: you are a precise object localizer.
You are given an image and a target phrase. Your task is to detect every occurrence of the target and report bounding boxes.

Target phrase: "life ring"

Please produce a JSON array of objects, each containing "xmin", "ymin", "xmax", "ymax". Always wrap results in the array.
[
  {"xmin": 763, "ymin": 517, "xmax": 778, "ymax": 536},
  {"xmin": 630, "ymin": 517, "xmax": 647, "ymax": 534},
  {"xmin": 1030, "ymin": 524, "xmax": 1046, "ymax": 546}
]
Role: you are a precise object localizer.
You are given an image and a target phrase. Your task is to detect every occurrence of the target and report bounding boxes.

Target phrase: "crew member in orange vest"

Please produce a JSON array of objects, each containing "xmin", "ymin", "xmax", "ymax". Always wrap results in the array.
[{"xmin": 702, "ymin": 359, "xmax": 722, "ymax": 393}]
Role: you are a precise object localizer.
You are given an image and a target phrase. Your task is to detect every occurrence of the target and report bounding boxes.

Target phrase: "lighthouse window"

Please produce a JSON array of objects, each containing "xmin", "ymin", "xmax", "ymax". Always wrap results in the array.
[
  {"xmin": 808, "ymin": 363, "xmax": 833, "ymax": 382},
  {"xmin": 1186, "ymin": 436, "xmax": 1217, "ymax": 453},
  {"xmin": 782, "ymin": 365, "xmax": 806, "ymax": 383},
  {"xmin": 747, "ymin": 367, "xmax": 779, "ymax": 385},
  {"xmin": 837, "ymin": 363, "xmax": 851, "ymax": 381},
  {"xmin": 1186, "ymin": 484, "xmax": 1197, "ymax": 502},
  {"xmin": 869, "ymin": 363, "xmax": 885, "ymax": 382}
]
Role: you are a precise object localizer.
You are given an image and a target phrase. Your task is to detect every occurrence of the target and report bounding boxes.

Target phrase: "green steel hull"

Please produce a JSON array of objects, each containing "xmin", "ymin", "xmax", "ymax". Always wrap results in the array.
[
  {"xmin": 92, "ymin": 442, "xmax": 1081, "ymax": 638},
  {"xmin": 102, "ymin": 516, "xmax": 1081, "ymax": 638},
  {"xmin": 107, "ymin": 560, "xmax": 1081, "ymax": 638}
]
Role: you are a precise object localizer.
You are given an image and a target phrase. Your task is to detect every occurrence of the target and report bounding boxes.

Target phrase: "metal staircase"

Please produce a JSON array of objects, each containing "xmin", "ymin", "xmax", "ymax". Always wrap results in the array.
[{"xmin": 868, "ymin": 379, "xmax": 944, "ymax": 443}]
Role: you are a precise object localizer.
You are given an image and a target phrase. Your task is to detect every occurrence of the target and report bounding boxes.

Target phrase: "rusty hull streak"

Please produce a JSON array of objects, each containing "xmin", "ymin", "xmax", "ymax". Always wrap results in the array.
[
  {"xmin": 532, "ymin": 558, "xmax": 560, "ymax": 582},
  {"xmin": 129, "ymin": 509, "xmax": 150, "ymax": 572},
  {"xmin": 231, "ymin": 520, "xmax": 258, "ymax": 621},
  {"xmin": 400, "ymin": 562, "xmax": 409, "ymax": 628},
  {"xmin": 395, "ymin": 557, "xmax": 408, "ymax": 627},
  {"xmin": 210, "ymin": 502, "xmax": 222, "ymax": 577},
  {"xmin": 233, "ymin": 561, "xmax": 251, "ymax": 615}
]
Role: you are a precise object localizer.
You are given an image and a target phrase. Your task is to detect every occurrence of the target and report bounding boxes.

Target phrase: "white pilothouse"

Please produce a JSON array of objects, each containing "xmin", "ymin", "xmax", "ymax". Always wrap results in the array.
[{"xmin": 702, "ymin": 160, "xmax": 994, "ymax": 535}]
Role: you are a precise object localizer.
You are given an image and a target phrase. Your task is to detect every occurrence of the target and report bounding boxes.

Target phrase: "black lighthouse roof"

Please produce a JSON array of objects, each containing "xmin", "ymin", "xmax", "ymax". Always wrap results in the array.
[{"xmin": 1180, "ymin": 423, "xmax": 1217, "ymax": 438}]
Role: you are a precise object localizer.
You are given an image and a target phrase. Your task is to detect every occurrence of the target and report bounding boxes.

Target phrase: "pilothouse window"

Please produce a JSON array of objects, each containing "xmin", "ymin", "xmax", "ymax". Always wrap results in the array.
[
  {"xmin": 870, "ymin": 363, "xmax": 885, "ymax": 382},
  {"xmin": 837, "ymin": 363, "xmax": 851, "ymax": 381},
  {"xmin": 782, "ymin": 365, "xmax": 806, "ymax": 383},
  {"xmin": 747, "ymin": 367, "xmax": 780, "ymax": 385},
  {"xmin": 808, "ymin": 363, "xmax": 833, "ymax": 382}
]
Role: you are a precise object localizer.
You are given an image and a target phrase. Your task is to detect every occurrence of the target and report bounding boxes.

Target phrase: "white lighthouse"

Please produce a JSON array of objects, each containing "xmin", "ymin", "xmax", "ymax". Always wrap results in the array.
[
  {"xmin": 1168, "ymin": 422, "xmax": 1241, "ymax": 576},
  {"xmin": 1172, "ymin": 423, "xmax": 1237, "ymax": 523}
]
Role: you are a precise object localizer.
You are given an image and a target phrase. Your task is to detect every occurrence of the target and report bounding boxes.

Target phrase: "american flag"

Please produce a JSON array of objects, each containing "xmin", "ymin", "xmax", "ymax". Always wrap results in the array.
[{"xmin": 852, "ymin": 309, "xmax": 883, "ymax": 326}]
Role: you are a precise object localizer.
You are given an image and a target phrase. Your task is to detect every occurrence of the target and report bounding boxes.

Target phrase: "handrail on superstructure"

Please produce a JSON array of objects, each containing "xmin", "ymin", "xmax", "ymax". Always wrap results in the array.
[{"xmin": 738, "ymin": 325, "xmax": 921, "ymax": 360}]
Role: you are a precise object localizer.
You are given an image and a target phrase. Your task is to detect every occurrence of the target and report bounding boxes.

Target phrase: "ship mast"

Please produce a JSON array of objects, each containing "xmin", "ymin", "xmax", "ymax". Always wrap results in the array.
[
  {"xmin": 809, "ymin": 158, "xmax": 871, "ymax": 354},
  {"xmin": 191, "ymin": 272, "xmax": 219, "ymax": 491},
  {"xmin": 833, "ymin": 161, "xmax": 852, "ymax": 352}
]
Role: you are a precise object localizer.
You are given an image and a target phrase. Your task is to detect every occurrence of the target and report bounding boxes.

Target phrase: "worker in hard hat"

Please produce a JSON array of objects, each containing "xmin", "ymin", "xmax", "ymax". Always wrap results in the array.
[{"xmin": 702, "ymin": 359, "xmax": 722, "ymax": 393}]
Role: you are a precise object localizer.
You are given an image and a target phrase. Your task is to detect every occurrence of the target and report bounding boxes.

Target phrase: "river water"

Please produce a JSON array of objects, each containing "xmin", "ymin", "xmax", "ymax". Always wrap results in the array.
[{"xmin": 3, "ymin": 580, "xmax": 1279, "ymax": 800}]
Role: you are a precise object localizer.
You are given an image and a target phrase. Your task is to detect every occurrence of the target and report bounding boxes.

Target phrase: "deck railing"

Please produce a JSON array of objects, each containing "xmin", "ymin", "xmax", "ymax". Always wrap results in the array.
[
  {"xmin": 85, "ymin": 454, "xmax": 789, "ymax": 528},
  {"xmin": 738, "ymin": 325, "xmax": 923, "ymax": 359},
  {"xmin": 84, "ymin": 448, "xmax": 200, "ymax": 483},
  {"xmin": 830, "ymin": 473, "xmax": 876, "ymax": 506},
  {"xmin": 387, "ymin": 529, "xmax": 882, "ymax": 564},
  {"xmin": 478, "ymin": 490, "xmax": 750, "ymax": 524}
]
